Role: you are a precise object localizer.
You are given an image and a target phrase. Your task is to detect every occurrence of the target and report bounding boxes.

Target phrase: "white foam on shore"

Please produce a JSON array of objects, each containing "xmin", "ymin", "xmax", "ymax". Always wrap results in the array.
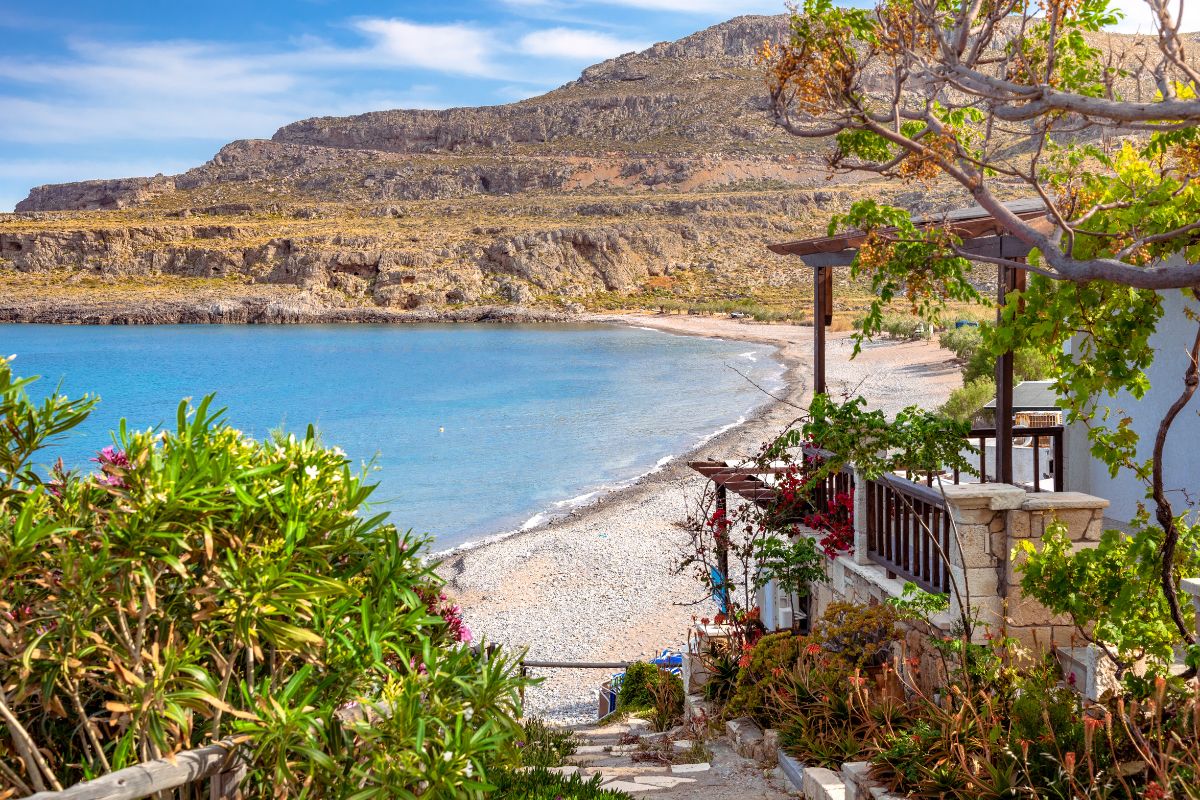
[
  {"xmin": 520, "ymin": 512, "xmax": 547, "ymax": 530},
  {"xmin": 694, "ymin": 415, "xmax": 747, "ymax": 449},
  {"xmin": 430, "ymin": 333, "xmax": 789, "ymax": 560},
  {"xmin": 739, "ymin": 350, "xmax": 759, "ymax": 361},
  {"xmin": 431, "ymin": 406, "xmax": 762, "ymax": 560}
]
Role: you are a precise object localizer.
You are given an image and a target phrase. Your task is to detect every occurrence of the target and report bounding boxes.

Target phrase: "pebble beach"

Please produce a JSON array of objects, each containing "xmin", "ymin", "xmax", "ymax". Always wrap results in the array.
[{"xmin": 436, "ymin": 314, "xmax": 963, "ymax": 723}]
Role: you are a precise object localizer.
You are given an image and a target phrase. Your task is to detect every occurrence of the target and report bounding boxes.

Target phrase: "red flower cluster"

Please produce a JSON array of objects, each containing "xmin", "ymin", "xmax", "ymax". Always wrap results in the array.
[{"xmin": 803, "ymin": 490, "xmax": 855, "ymax": 557}]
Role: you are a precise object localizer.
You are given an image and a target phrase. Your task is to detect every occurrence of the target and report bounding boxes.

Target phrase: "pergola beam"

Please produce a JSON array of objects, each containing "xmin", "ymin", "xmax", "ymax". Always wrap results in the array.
[{"xmin": 768, "ymin": 199, "xmax": 1050, "ymax": 491}]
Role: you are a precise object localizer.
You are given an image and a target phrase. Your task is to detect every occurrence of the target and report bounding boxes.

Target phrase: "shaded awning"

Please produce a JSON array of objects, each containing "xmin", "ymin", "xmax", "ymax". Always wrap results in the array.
[
  {"xmin": 984, "ymin": 380, "xmax": 1060, "ymax": 412},
  {"xmin": 767, "ymin": 198, "xmax": 1048, "ymax": 260}
]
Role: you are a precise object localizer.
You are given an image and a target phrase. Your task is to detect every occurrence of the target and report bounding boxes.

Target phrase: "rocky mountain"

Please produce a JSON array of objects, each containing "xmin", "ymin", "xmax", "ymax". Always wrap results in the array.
[{"xmin": 0, "ymin": 14, "xmax": 975, "ymax": 322}]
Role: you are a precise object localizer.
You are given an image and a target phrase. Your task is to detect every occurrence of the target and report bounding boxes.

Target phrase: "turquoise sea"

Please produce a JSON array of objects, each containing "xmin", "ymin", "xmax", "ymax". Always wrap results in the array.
[{"xmin": 3, "ymin": 323, "xmax": 783, "ymax": 550}]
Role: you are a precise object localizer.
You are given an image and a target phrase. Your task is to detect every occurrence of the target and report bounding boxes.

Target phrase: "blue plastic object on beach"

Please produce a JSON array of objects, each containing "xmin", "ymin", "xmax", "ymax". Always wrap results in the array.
[{"xmin": 709, "ymin": 565, "xmax": 728, "ymax": 614}]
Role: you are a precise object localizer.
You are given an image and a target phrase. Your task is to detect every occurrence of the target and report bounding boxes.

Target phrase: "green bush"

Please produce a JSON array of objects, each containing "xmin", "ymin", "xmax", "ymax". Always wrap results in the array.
[
  {"xmin": 941, "ymin": 321, "xmax": 1053, "ymax": 386},
  {"xmin": 867, "ymin": 313, "xmax": 931, "ymax": 340},
  {"xmin": 810, "ymin": 601, "xmax": 899, "ymax": 670},
  {"xmin": 938, "ymin": 325, "xmax": 983, "ymax": 362},
  {"xmin": 940, "ymin": 376, "xmax": 996, "ymax": 423},
  {"xmin": 726, "ymin": 632, "xmax": 803, "ymax": 721},
  {"xmin": 508, "ymin": 717, "xmax": 578, "ymax": 770},
  {"xmin": 0, "ymin": 359, "xmax": 529, "ymax": 798},
  {"xmin": 493, "ymin": 768, "xmax": 632, "ymax": 799},
  {"xmin": 616, "ymin": 662, "xmax": 683, "ymax": 730}
]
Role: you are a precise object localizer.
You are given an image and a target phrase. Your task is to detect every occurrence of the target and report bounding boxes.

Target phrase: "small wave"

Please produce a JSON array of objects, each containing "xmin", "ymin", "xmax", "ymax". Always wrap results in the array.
[
  {"xmin": 738, "ymin": 351, "xmax": 759, "ymax": 362},
  {"xmin": 552, "ymin": 488, "xmax": 605, "ymax": 509},
  {"xmin": 694, "ymin": 415, "xmax": 747, "ymax": 448},
  {"xmin": 521, "ymin": 512, "xmax": 547, "ymax": 530}
]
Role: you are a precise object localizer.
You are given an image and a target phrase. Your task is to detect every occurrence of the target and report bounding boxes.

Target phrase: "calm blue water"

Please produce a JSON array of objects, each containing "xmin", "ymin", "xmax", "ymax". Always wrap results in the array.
[{"xmin": 2, "ymin": 324, "xmax": 783, "ymax": 550}]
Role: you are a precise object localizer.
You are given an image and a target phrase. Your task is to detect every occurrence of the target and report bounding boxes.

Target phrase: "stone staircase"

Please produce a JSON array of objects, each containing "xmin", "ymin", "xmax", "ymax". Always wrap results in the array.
[{"xmin": 555, "ymin": 716, "xmax": 796, "ymax": 798}]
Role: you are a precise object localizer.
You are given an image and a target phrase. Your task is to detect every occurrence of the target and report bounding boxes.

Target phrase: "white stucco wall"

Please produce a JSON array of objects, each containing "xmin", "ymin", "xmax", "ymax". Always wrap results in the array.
[{"xmin": 1064, "ymin": 288, "xmax": 1200, "ymax": 523}]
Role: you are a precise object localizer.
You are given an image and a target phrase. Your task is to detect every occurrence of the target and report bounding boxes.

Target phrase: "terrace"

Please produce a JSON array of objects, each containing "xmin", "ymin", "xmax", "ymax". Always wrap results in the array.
[{"xmin": 688, "ymin": 200, "xmax": 1123, "ymax": 684}]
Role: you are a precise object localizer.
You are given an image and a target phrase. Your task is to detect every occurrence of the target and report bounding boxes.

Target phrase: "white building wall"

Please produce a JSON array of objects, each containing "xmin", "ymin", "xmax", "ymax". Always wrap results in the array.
[{"xmin": 1064, "ymin": 289, "xmax": 1200, "ymax": 523}]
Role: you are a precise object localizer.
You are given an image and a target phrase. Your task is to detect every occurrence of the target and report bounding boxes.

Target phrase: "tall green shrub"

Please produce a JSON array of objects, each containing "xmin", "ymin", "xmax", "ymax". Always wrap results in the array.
[{"xmin": 0, "ymin": 359, "xmax": 529, "ymax": 798}]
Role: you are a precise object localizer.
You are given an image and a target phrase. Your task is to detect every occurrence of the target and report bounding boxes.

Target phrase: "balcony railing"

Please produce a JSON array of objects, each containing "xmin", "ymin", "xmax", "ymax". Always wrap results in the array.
[
  {"xmin": 693, "ymin": 425, "xmax": 1064, "ymax": 595},
  {"xmin": 864, "ymin": 473, "xmax": 953, "ymax": 593}
]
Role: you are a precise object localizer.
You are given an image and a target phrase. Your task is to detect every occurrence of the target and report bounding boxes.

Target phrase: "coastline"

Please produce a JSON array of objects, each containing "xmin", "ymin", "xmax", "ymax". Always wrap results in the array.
[
  {"xmin": 435, "ymin": 313, "xmax": 963, "ymax": 723},
  {"xmin": 429, "ymin": 316, "xmax": 793, "ymax": 559}
]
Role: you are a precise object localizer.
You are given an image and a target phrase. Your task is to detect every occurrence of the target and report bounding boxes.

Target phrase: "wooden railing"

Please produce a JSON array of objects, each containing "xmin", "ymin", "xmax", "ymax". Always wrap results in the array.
[
  {"xmin": 960, "ymin": 425, "xmax": 1064, "ymax": 492},
  {"xmin": 695, "ymin": 426, "xmax": 1064, "ymax": 595},
  {"xmin": 802, "ymin": 445, "xmax": 855, "ymax": 514},
  {"xmin": 864, "ymin": 473, "xmax": 953, "ymax": 594},
  {"xmin": 24, "ymin": 741, "xmax": 244, "ymax": 800}
]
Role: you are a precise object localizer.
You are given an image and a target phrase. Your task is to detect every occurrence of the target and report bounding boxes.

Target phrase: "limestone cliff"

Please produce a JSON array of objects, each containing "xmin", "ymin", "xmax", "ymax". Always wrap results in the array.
[{"xmin": 0, "ymin": 14, "xmax": 959, "ymax": 320}]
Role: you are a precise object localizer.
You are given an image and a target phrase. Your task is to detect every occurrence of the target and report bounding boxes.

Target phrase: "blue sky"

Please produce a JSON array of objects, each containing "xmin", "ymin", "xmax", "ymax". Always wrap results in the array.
[
  {"xmin": 0, "ymin": 0, "xmax": 795, "ymax": 210},
  {"xmin": 0, "ymin": 0, "xmax": 1177, "ymax": 211}
]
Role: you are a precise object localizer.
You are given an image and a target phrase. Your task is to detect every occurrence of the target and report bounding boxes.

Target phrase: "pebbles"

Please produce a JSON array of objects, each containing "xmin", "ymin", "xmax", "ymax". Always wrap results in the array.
[{"xmin": 437, "ymin": 316, "xmax": 959, "ymax": 723}]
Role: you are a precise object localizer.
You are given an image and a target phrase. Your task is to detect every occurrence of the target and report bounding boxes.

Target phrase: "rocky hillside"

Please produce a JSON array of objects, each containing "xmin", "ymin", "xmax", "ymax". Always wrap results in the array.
[{"xmin": 0, "ymin": 14, "xmax": 987, "ymax": 322}]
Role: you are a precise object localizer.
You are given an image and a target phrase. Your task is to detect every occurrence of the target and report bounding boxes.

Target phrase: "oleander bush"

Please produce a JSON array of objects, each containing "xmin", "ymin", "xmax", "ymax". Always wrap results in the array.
[{"xmin": 0, "ymin": 359, "xmax": 530, "ymax": 798}]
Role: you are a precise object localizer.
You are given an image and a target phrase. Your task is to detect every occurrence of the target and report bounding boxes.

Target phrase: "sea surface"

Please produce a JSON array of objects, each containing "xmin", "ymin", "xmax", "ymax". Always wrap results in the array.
[{"xmin": 3, "ymin": 323, "xmax": 784, "ymax": 550}]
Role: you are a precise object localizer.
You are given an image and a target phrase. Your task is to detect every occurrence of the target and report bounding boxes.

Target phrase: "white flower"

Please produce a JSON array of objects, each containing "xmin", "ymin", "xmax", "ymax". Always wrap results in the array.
[
  {"xmin": 465, "ymin": 762, "xmax": 474, "ymax": 777},
  {"xmin": 331, "ymin": 446, "xmax": 346, "ymax": 458},
  {"xmin": 463, "ymin": 705, "xmax": 473, "ymax": 721},
  {"xmin": 304, "ymin": 465, "xmax": 319, "ymax": 480},
  {"xmin": 442, "ymin": 751, "xmax": 454, "ymax": 762}
]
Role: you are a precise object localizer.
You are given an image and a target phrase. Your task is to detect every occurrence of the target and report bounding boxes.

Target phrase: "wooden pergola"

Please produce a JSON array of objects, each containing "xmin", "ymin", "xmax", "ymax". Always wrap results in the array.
[{"xmin": 767, "ymin": 198, "xmax": 1051, "ymax": 486}]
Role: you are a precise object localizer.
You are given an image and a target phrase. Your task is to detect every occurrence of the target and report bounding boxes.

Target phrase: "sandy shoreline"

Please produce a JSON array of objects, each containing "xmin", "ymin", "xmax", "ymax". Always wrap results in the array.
[{"xmin": 436, "ymin": 313, "xmax": 963, "ymax": 723}]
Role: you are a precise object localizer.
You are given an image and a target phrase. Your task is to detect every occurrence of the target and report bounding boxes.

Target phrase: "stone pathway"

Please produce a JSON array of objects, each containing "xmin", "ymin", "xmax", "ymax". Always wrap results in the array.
[{"xmin": 555, "ymin": 717, "xmax": 797, "ymax": 798}]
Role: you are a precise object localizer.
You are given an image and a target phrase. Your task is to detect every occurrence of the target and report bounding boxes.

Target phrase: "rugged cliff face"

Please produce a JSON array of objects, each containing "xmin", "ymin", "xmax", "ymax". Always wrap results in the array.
[{"xmin": 0, "ymin": 14, "xmax": 950, "ymax": 320}]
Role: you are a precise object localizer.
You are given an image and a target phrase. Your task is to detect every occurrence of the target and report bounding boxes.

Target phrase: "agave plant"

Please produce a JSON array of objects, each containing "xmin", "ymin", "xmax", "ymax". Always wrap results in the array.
[{"xmin": 0, "ymin": 358, "xmax": 530, "ymax": 798}]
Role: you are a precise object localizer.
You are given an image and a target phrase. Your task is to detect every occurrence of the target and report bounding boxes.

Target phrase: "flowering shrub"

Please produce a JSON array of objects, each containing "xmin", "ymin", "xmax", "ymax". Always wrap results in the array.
[
  {"xmin": 421, "ymin": 587, "xmax": 474, "ymax": 645},
  {"xmin": 803, "ymin": 489, "xmax": 855, "ymax": 557},
  {"xmin": 0, "ymin": 359, "xmax": 529, "ymax": 798}
]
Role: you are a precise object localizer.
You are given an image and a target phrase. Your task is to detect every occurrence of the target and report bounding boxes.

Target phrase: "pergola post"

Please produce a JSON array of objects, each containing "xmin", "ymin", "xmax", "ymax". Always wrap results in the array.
[
  {"xmin": 813, "ymin": 265, "xmax": 827, "ymax": 395},
  {"xmin": 994, "ymin": 263, "xmax": 1019, "ymax": 485}
]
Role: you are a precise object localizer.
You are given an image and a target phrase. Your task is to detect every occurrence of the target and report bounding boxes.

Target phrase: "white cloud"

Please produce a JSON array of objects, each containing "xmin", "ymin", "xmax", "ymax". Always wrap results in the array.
[
  {"xmin": 1109, "ymin": 0, "xmax": 1200, "ymax": 33},
  {"xmin": 519, "ymin": 27, "xmax": 650, "ymax": 59},
  {"xmin": 0, "ymin": 21, "xmax": 486, "ymax": 147},
  {"xmin": 352, "ymin": 19, "xmax": 497, "ymax": 76}
]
